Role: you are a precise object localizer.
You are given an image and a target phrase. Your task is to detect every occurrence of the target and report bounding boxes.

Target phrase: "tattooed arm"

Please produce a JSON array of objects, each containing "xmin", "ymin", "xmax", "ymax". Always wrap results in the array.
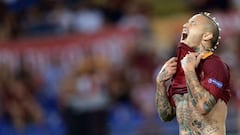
[
  {"xmin": 156, "ymin": 57, "xmax": 177, "ymax": 121},
  {"xmin": 185, "ymin": 71, "xmax": 216, "ymax": 115},
  {"xmin": 181, "ymin": 52, "xmax": 216, "ymax": 115},
  {"xmin": 156, "ymin": 79, "xmax": 176, "ymax": 121}
]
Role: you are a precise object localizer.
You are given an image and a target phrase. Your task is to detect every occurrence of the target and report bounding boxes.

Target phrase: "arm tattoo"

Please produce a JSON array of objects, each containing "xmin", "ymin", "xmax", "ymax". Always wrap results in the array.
[
  {"xmin": 155, "ymin": 80, "xmax": 175, "ymax": 121},
  {"xmin": 185, "ymin": 71, "xmax": 217, "ymax": 114},
  {"xmin": 158, "ymin": 69, "xmax": 169, "ymax": 82}
]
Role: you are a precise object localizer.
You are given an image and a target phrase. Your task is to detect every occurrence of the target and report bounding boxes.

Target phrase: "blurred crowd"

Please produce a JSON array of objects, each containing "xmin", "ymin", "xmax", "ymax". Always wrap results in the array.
[
  {"xmin": 0, "ymin": 0, "xmax": 240, "ymax": 135},
  {"xmin": 0, "ymin": 0, "xmax": 151, "ymax": 40}
]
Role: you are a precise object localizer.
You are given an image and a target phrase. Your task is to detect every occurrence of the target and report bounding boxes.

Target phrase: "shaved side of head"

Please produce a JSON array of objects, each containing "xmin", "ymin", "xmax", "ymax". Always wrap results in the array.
[{"xmin": 200, "ymin": 13, "xmax": 220, "ymax": 49}]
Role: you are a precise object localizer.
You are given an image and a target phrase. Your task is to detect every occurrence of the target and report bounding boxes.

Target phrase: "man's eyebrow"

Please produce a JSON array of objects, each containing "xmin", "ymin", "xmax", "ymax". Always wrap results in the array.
[{"xmin": 188, "ymin": 19, "xmax": 196, "ymax": 24}]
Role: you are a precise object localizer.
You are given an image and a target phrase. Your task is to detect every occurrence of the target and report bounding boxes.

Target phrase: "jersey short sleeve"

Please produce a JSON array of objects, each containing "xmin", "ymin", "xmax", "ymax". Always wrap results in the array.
[{"xmin": 200, "ymin": 55, "xmax": 231, "ymax": 103}]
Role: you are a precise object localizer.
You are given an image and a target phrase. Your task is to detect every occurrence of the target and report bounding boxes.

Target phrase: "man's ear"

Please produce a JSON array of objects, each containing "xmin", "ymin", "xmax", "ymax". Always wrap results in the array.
[{"xmin": 203, "ymin": 32, "xmax": 213, "ymax": 41}]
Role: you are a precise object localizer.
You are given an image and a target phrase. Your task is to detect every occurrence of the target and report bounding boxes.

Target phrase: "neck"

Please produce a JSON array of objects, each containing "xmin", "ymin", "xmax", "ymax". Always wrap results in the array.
[
  {"xmin": 199, "ymin": 42, "xmax": 212, "ymax": 53},
  {"xmin": 197, "ymin": 43, "xmax": 213, "ymax": 59}
]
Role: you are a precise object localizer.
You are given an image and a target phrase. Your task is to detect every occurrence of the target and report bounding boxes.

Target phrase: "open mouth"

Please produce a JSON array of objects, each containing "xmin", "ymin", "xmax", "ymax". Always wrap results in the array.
[
  {"xmin": 182, "ymin": 33, "xmax": 188, "ymax": 40},
  {"xmin": 181, "ymin": 28, "xmax": 188, "ymax": 41}
]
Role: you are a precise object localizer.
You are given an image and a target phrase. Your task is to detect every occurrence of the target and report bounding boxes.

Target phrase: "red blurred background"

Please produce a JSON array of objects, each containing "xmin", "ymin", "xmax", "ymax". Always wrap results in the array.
[{"xmin": 0, "ymin": 0, "xmax": 239, "ymax": 135}]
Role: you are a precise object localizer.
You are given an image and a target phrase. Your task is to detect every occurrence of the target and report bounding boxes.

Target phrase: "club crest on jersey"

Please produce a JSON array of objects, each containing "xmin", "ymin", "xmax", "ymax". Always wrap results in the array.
[{"xmin": 208, "ymin": 78, "xmax": 223, "ymax": 89}]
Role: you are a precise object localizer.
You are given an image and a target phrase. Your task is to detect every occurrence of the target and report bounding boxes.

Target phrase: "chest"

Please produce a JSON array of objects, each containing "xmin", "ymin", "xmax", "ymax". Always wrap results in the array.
[
  {"xmin": 173, "ymin": 94, "xmax": 220, "ymax": 134},
  {"xmin": 173, "ymin": 94, "xmax": 205, "ymax": 127},
  {"xmin": 173, "ymin": 94, "xmax": 194, "ymax": 123}
]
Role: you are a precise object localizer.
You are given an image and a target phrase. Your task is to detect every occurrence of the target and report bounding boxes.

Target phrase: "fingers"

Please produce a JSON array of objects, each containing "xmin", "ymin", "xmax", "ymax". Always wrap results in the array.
[
  {"xmin": 185, "ymin": 52, "xmax": 199, "ymax": 60},
  {"xmin": 166, "ymin": 57, "xmax": 177, "ymax": 66},
  {"xmin": 157, "ymin": 57, "xmax": 177, "ymax": 82},
  {"xmin": 160, "ymin": 57, "xmax": 177, "ymax": 72},
  {"xmin": 165, "ymin": 57, "xmax": 177, "ymax": 64},
  {"xmin": 168, "ymin": 67, "xmax": 177, "ymax": 74},
  {"xmin": 168, "ymin": 61, "xmax": 177, "ymax": 67},
  {"xmin": 181, "ymin": 52, "xmax": 203, "ymax": 71},
  {"xmin": 165, "ymin": 62, "xmax": 177, "ymax": 75},
  {"xmin": 167, "ymin": 57, "xmax": 177, "ymax": 69},
  {"xmin": 169, "ymin": 66, "xmax": 177, "ymax": 71},
  {"xmin": 186, "ymin": 52, "xmax": 203, "ymax": 65},
  {"xmin": 188, "ymin": 52, "xmax": 199, "ymax": 56}
]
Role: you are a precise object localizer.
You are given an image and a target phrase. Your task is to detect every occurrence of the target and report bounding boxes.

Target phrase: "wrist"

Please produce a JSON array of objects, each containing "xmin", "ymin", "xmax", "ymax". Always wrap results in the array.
[
  {"xmin": 184, "ymin": 70, "xmax": 196, "ymax": 76},
  {"xmin": 183, "ymin": 67, "xmax": 195, "ymax": 73},
  {"xmin": 156, "ymin": 78, "xmax": 166, "ymax": 85}
]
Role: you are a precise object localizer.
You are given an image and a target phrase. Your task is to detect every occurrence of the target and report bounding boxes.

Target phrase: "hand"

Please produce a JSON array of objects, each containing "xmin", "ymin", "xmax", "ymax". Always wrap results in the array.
[
  {"xmin": 156, "ymin": 57, "xmax": 177, "ymax": 82},
  {"xmin": 181, "ymin": 52, "xmax": 203, "ymax": 72}
]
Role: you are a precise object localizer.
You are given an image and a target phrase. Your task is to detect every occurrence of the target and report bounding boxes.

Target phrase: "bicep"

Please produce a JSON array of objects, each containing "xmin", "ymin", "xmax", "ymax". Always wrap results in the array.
[
  {"xmin": 198, "ymin": 61, "xmax": 230, "ymax": 114},
  {"xmin": 199, "ymin": 91, "xmax": 217, "ymax": 114},
  {"xmin": 200, "ymin": 62, "xmax": 230, "ymax": 104}
]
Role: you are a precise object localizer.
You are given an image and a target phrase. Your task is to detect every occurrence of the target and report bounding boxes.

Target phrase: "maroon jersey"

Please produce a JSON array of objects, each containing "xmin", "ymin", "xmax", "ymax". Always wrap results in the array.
[
  {"xmin": 197, "ymin": 54, "xmax": 231, "ymax": 104},
  {"xmin": 167, "ymin": 42, "xmax": 231, "ymax": 107},
  {"xmin": 167, "ymin": 42, "xmax": 195, "ymax": 107}
]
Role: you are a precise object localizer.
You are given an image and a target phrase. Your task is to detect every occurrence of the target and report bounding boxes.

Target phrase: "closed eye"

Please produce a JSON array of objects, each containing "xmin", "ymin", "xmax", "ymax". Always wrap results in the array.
[{"xmin": 190, "ymin": 20, "xmax": 196, "ymax": 25}]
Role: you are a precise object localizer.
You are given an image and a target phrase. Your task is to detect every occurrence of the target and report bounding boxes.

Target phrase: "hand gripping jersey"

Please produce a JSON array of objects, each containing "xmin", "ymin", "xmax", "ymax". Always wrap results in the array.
[{"xmin": 167, "ymin": 43, "xmax": 231, "ymax": 107}]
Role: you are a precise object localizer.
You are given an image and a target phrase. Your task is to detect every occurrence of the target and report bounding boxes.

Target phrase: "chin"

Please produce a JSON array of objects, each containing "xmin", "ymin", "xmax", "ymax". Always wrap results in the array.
[
  {"xmin": 180, "ymin": 40, "xmax": 185, "ymax": 43},
  {"xmin": 180, "ymin": 40, "xmax": 195, "ymax": 48},
  {"xmin": 180, "ymin": 40, "xmax": 187, "ymax": 45}
]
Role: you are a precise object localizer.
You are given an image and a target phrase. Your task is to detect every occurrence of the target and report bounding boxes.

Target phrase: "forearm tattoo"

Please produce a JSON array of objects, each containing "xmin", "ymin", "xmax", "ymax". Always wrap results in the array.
[
  {"xmin": 158, "ymin": 69, "xmax": 169, "ymax": 82},
  {"xmin": 185, "ymin": 71, "xmax": 217, "ymax": 114},
  {"xmin": 155, "ymin": 81, "xmax": 175, "ymax": 121}
]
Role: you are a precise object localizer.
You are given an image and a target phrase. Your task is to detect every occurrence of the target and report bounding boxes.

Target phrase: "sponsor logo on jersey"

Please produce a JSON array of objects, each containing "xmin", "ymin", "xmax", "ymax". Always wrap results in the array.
[{"xmin": 208, "ymin": 78, "xmax": 223, "ymax": 89}]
